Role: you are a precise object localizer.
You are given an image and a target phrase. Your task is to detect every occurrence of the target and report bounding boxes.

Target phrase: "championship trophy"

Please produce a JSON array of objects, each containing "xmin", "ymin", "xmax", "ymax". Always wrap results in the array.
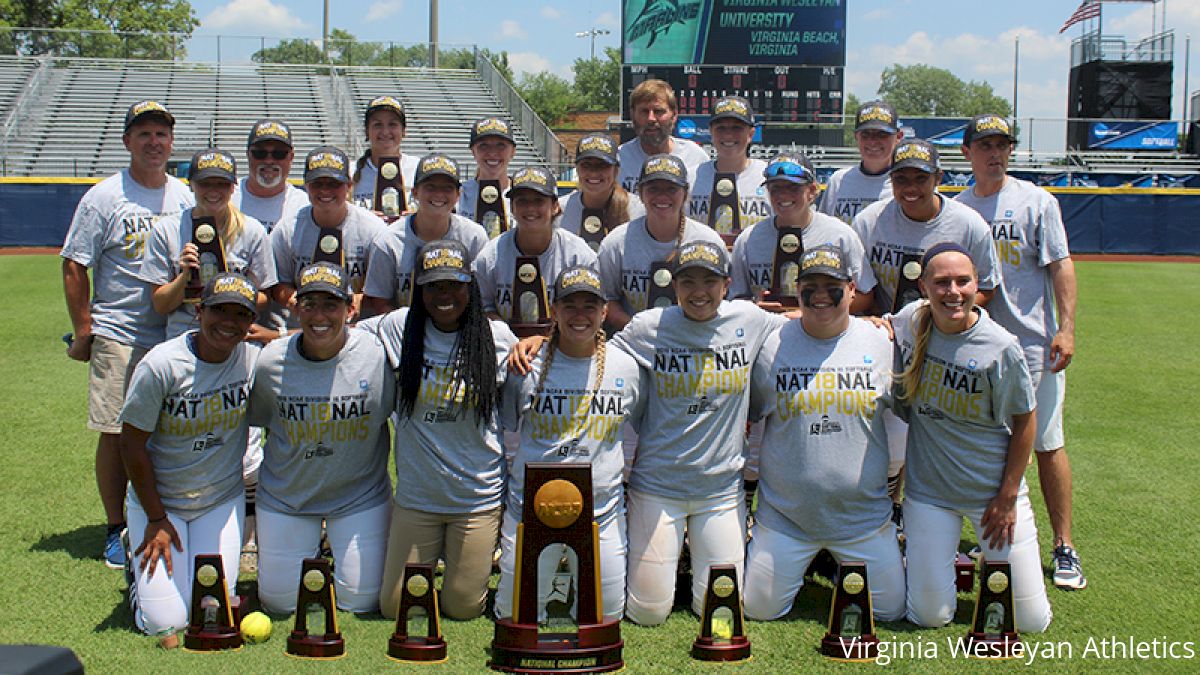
[
  {"xmin": 477, "ymin": 179, "xmax": 508, "ymax": 239},
  {"xmin": 312, "ymin": 227, "xmax": 344, "ymax": 268},
  {"xmin": 819, "ymin": 561, "xmax": 879, "ymax": 662},
  {"xmin": 965, "ymin": 561, "xmax": 1021, "ymax": 658},
  {"xmin": 490, "ymin": 463, "xmax": 624, "ymax": 673},
  {"xmin": 185, "ymin": 216, "xmax": 227, "ymax": 303},
  {"xmin": 182, "ymin": 554, "xmax": 242, "ymax": 651},
  {"xmin": 374, "ymin": 155, "xmax": 405, "ymax": 221},
  {"xmin": 387, "ymin": 563, "xmax": 446, "ymax": 663},
  {"xmin": 760, "ymin": 228, "xmax": 804, "ymax": 307},
  {"xmin": 579, "ymin": 208, "xmax": 607, "ymax": 252},
  {"xmin": 286, "ymin": 558, "xmax": 345, "ymax": 659},
  {"xmin": 891, "ymin": 253, "xmax": 924, "ymax": 313},
  {"xmin": 510, "ymin": 256, "xmax": 553, "ymax": 338},
  {"xmin": 708, "ymin": 173, "xmax": 741, "ymax": 246},
  {"xmin": 646, "ymin": 261, "xmax": 675, "ymax": 309},
  {"xmin": 691, "ymin": 564, "xmax": 751, "ymax": 662}
]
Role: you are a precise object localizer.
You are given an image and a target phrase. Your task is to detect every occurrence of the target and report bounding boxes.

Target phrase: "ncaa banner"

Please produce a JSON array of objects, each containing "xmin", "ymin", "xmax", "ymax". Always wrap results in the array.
[
  {"xmin": 1088, "ymin": 121, "xmax": 1178, "ymax": 150},
  {"xmin": 898, "ymin": 118, "xmax": 971, "ymax": 147}
]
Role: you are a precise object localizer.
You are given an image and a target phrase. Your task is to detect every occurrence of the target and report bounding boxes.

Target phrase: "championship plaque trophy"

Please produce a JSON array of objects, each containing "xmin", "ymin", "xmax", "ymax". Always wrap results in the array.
[
  {"xmin": 891, "ymin": 254, "xmax": 924, "ymax": 313},
  {"xmin": 286, "ymin": 558, "xmax": 345, "ymax": 659},
  {"xmin": 313, "ymin": 227, "xmax": 344, "ymax": 268},
  {"xmin": 183, "ymin": 554, "xmax": 242, "ymax": 651},
  {"xmin": 490, "ymin": 463, "xmax": 624, "ymax": 673},
  {"xmin": 185, "ymin": 216, "xmax": 227, "ymax": 303},
  {"xmin": 708, "ymin": 173, "xmax": 741, "ymax": 246},
  {"xmin": 965, "ymin": 561, "xmax": 1021, "ymax": 658},
  {"xmin": 374, "ymin": 155, "xmax": 405, "ymax": 221},
  {"xmin": 956, "ymin": 552, "xmax": 976, "ymax": 592},
  {"xmin": 646, "ymin": 261, "xmax": 675, "ymax": 309},
  {"xmin": 760, "ymin": 228, "xmax": 804, "ymax": 307},
  {"xmin": 477, "ymin": 179, "xmax": 508, "ymax": 239},
  {"xmin": 510, "ymin": 256, "xmax": 553, "ymax": 338},
  {"xmin": 819, "ymin": 561, "xmax": 879, "ymax": 662},
  {"xmin": 691, "ymin": 564, "xmax": 751, "ymax": 662},
  {"xmin": 387, "ymin": 563, "xmax": 446, "ymax": 663},
  {"xmin": 579, "ymin": 208, "xmax": 607, "ymax": 252}
]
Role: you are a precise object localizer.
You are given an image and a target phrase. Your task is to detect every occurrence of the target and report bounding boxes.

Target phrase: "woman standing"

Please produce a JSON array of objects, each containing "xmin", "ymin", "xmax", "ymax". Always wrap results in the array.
[
  {"xmin": 458, "ymin": 117, "xmax": 517, "ymax": 238},
  {"xmin": 557, "ymin": 135, "xmax": 644, "ymax": 248},
  {"xmin": 687, "ymin": 96, "xmax": 770, "ymax": 240},
  {"xmin": 351, "ymin": 95, "xmax": 420, "ymax": 214}
]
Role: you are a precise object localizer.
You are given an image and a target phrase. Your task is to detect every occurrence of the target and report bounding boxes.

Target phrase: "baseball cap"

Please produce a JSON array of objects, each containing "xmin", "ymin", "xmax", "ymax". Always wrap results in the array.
[
  {"xmin": 304, "ymin": 146, "xmax": 351, "ymax": 184},
  {"xmin": 124, "ymin": 100, "xmax": 175, "ymax": 132},
  {"xmin": 710, "ymin": 96, "xmax": 755, "ymax": 126},
  {"xmin": 415, "ymin": 240, "xmax": 473, "ymax": 285},
  {"xmin": 200, "ymin": 272, "xmax": 258, "ymax": 313},
  {"xmin": 188, "ymin": 148, "xmax": 237, "ymax": 183},
  {"xmin": 506, "ymin": 166, "xmax": 557, "ymax": 199},
  {"xmin": 365, "ymin": 95, "xmax": 406, "ymax": 128},
  {"xmin": 674, "ymin": 241, "xmax": 730, "ymax": 277},
  {"xmin": 247, "ymin": 118, "xmax": 293, "ymax": 148},
  {"xmin": 762, "ymin": 153, "xmax": 816, "ymax": 185},
  {"xmin": 575, "ymin": 135, "xmax": 618, "ymax": 165},
  {"xmin": 414, "ymin": 153, "xmax": 461, "ymax": 186},
  {"xmin": 855, "ymin": 100, "xmax": 898, "ymax": 134},
  {"xmin": 963, "ymin": 114, "xmax": 1016, "ymax": 146},
  {"xmin": 296, "ymin": 262, "xmax": 351, "ymax": 300},
  {"xmin": 798, "ymin": 245, "xmax": 851, "ymax": 281},
  {"xmin": 890, "ymin": 139, "xmax": 940, "ymax": 174},
  {"xmin": 638, "ymin": 154, "xmax": 689, "ymax": 188},
  {"xmin": 470, "ymin": 117, "xmax": 515, "ymax": 146},
  {"xmin": 553, "ymin": 266, "xmax": 605, "ymax": 302}
]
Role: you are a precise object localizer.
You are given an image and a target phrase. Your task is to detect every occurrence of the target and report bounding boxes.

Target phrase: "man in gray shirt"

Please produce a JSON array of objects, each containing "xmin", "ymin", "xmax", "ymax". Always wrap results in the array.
[{"xmin": 616, "ymin": 79, "xmax": 711, "ymax": 193}]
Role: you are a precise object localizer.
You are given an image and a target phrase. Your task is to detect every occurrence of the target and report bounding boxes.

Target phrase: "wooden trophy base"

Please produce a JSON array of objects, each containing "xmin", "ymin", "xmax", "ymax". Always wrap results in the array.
[
  {"xmin": 759, "ymin": 290, "xmax": 799, "ymax": 308},
  {"xmin": 965, "ymin": 633, "xmax": 1021, "ymax": 659},
  {"xmin": 490, "ymin": 618, "xmax": 624, "ymax": 673},
  {"xmin": 286, "ymin": 632, "xmax": 346, "ymax": 659},
  {"xmin": 820, "ymin": 633, "xmax": 878, "ymax": 662},
  {"xmin": 691, "ymin": 635, "xmax": 751, "ymax": 662},
  {"xmin": 955, "ymin": 552, "xmax": 976, "ymax": 592},
  {"xmin": 388, "ymin": 635, "xmax": 447, "ymax": 663},
  {"xmin": 183, "ymin": 627, "xmax": 243, "ymax": 652},
  {"xmin": 511, "ymin": 322, "xmax": 554, "ymax": 339},
  {"xmin": 719, "ymin": 233, "xmax": 738, "ymax": 249}
]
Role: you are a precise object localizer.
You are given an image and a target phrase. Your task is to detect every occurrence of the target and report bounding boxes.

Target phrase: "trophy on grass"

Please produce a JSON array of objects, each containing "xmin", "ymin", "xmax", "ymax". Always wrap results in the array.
[
  {"xmin": 646, "ymin": 261, "xmax": 675, "ymax": 309},
  {"xmin": 490, "ymin": 463, "xmax": 624, "ymax": 673},
  {"xmin": 819, "ymin": 561, "xmax": 879, "ymax": 662},
  {"xmin": 478, "ymin": 179, "xmax": 508, "ymax": 239},
  {"xmin": 185, "ymin": 216, "xmax": 227, "ymax": 303},
  {"xmin": 692, "ymin": 564, "xmax": 751, "ymax": 662},
  {"xmin": 510, "ymin": 256, "xmax": 553, "ymax": 338},
  {"xmin": 286, "ymin": 558, "xmax": 345, "ymax": 659},
  {"xmin": 892, "ymin": 253, "xmax": 924, "ymax": 313},
  {"xmin": 965, "ymin": 560, "xmax": 1021, "ymax": 658},
  {"xmin": 183, "ymin": 554, "xmax": 242, "ymax": 651},
  {"xmin": 579, "ymin": 208, "xmax": 608, "ymax": 252},
  {"xmin": 759, "ymin": 228, "xmax": 804, "ymax": 307},
  {"xmin": 956, "ymin": 552, "xmax": 976, "ymax": 592},
  {"xmin": 387, "ymin": 563, "xmax": 446, "ymax": 663},
  {"xmin": 708, "ymin": 173, "xmax": 741, "ymax": 246},
  {"xmin": 374, "ymin": 155, "xmax": 405, "ymax": 220},
  {"xmin": 312, "ymin": 227, "xmax": 344, "ymax": 268}
]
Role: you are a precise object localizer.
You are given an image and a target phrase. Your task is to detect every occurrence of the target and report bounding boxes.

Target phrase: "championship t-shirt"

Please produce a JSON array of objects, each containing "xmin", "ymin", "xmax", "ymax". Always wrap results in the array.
[
  {"xmin": 232, "ymin": 180, "xmax": 310, "ymax": 330},
  {"xmin": 350, "ymin": 154, "xmax": 420, "ymax": 212},
  {"xmin": 457, "ymin": 178, "xmax": 513, "ymax": 236},
  {"xmin": 557, "ymin": 190, "xmax": 645, "ymax": 243},
  {"xmin": 271, "ymin": 203, "xmax": 387, "ymax": 307},
  {"xmin": 729, "ymin": 213, "xmax": 876, "ymax": 299},
  {"xmin": 597, "ymin": 217, "xmax": 726, "ymax": 316},
  {"xmin": 688, "ymin": 159, "xmax": 772, "ymax": 236},
  {"xmin": 473, "ymin": 228, "xmax": 597, "ymax": 321},
  {"xmin": 616, "ymin": 137, "xmax": 711, "ymax": 193},
  {"xmin": 818, "ymin": 164, "xmax": 892, "ymax": 224},
  {"xmin": 362, "ymin": 214, "xmax": 488, "ymax": 308}
]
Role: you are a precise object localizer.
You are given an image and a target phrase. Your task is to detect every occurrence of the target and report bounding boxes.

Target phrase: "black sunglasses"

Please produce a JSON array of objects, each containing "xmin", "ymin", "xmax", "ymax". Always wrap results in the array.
[{"xmin": 250, "ymin": 148, "xmax": 290, "ymax": 160}]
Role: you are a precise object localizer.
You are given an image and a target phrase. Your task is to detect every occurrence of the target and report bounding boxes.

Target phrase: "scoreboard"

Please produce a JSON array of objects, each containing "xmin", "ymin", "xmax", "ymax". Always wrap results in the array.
[{"xmin": 623, "ymin": 63, "xmax": 843, "ymax": 123}]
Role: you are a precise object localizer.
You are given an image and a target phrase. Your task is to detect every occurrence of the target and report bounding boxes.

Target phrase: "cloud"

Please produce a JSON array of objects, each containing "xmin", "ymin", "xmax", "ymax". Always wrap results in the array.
[
  {"xmin": 540, "ymin": 6, "xmax": 563, "ymax": 20},
  {"xmin": 508, "ymin": 51, "xmax": 573, "ymax": 80},
  {"xmin": 862, "ymin": 8, "xmax": 889, "ymax": 21},
  {"xmin": 500, "ymin": 20, "xmax": 527, "ymax": 40},
  {"xmin": 200, "ymin": 0, "xmax": 307, "ymax": 33},
  {"xmin": 365, "ymin": 0, "xmax": 403, "ymax": 22}
]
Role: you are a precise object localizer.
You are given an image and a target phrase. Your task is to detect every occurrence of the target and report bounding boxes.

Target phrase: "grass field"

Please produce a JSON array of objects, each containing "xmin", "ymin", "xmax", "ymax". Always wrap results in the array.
[{"xmin": 1, "ymin": 254, "xmax": 1197, "ymax": 673}]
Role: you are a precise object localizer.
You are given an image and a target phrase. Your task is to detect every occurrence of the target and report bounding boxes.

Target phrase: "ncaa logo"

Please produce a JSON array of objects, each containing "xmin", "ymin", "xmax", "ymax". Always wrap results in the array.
[
  {"xmin": 1004, "ymin": 210, "xmax": 1014, "ymax": 217},
  {"xmin": 967, "ymin": 359, "xmax": 978, "ymax": 370},
  {"xmin": 736, "ymin": 328, "xmax": 744, "ymax": 337},
  {"xmin": 360, "ymin": 379, "xmax": 370, "ymax": 389},
  {"xmin": 864, "ymin": 355, "xmax": 873, "ymax": 364},
  {"xmin": 677, "ymin": 119, "xmax": 697, "ymax": 139},
  {"xmin": 615, "ymin": 378, "xmax": 624, "ymax": 388}
]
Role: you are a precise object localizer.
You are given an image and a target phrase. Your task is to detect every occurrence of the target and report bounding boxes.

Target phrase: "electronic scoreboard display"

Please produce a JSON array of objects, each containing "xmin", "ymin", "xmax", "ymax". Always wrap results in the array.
[{"xmin": 623, "ymin": 64, "xmax": 843, "ymax": 122}]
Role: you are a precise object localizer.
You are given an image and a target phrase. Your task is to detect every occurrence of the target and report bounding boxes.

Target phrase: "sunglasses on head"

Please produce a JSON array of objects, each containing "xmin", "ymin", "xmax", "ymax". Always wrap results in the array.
[
  {"xmin": 250, "ymin": 148, "xmax": 290, "ymax": 160},
  {"xmin": 765, "ymin": 161, "xmax": 812, "ymax": 180}
]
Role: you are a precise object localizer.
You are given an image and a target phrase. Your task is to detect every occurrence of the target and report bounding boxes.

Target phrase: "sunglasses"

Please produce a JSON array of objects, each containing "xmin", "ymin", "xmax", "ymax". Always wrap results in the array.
[
  {"xmin": 764, "ymin": 161, "xmax": 813, "ymax": 180},
  {"xmin": 250, "ymin": 148, "xmax": 290, "ymax": 160}
]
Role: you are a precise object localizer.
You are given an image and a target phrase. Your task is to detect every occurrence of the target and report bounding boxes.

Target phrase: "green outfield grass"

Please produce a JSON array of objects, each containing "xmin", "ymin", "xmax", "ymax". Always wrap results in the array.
[{"xmin": 1, "ymin": 255, "xmax": 1197, "ymax": 672}]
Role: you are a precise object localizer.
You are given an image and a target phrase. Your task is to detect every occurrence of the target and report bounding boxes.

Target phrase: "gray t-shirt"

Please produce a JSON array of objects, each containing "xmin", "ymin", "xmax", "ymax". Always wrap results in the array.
[
  {"xmin": 121, "ymin": 333, "xmax": 257, "ymax": 519},
  {"xmin": 688, "ymin": 159, "xmax": 772, "ymax": 235},
  {"xmin": 597, "ymin": 216, "xmax": 726, "ymax": 316},
  {"xmin": 232, "ymin": 180, "xmax": 310, "ymax": 330},
  {"xmin": 852, "ymin": 195, "xmax": 1001, "ymax": 315},
  {"xmin": 616, "ymin": 137, "xmax": 711, "ymax": 193},
  {"xmin": 557, "ymin": 190, "xmax": 646, "ymax": 243},
  {"xmin": 248, "ymin": 327, "xmax": 394, "ymax": 517},
  {"xmin": 818, "ymin": 164, "xmax": 892, "ymax": 224},
  {"xmin": 500, "ymin": 345, "xmax": 646, "ymax": 525},
  {"xmin": 350, "ymin": 154, "xmax": 420, "ymax": 212},
  {"xmin": 139, "ymin": 209, "xmax": 277, "ymax": 339},
  {"xmin": 363, "ymin": 214, "xmax": 489, "ymax": 308},
  {"xmin": 729, "ymin": 213, "xmax": 876, "ymax": 299},
  {"xmin": 955, "ymin": 178, "xmax": 1071, "ymax": 372},
  {"xmin": 361, "ymin": 308, "xmax": 518, "ymax": 514},
  {"xmin": 750, "ymin": 318, "xmax": 893, "ymax": 541},
  {"xmin": 456, "ymin": 178, "xmax": 513, "ymax": 236},
  {"xmin": 473, "ymin": 228, "xmax": 598, "ymax": 321},
  {"xmin": 60, "ymin": 170, "xmax": 194, "ymax": 349},
  {"xmin": 611, "ymin": 300, "xmax": 787, "ymax": 500},
  {"xmin": 271, "ymin": 203, "xmax": 387, "ymax": 298},
  {"xmin": 892, "ymin": 303, "xmax": 1036, "ymax": 511}
]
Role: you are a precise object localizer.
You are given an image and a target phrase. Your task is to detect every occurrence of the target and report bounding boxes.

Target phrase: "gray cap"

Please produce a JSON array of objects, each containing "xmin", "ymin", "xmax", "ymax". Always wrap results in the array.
[
  {"xmin": 890, "ymin": 139, "xmax": 939, "ymax": 174},
  {"xmin": 553, "ymin": 265, "xmax": 605, "ymax": 302},
  {"xmin": 415, "ymin": 240, "xmax": 473, "ymax": 285},
  {"xmin": 798, "ymin": 245, "xmax": 851, "ymax": 281},
  {"xmin": 296, "ymin": 262, "xmax": 351, "ymax": 300},
  {"xmin": 674, "ymin": 240, "xmax": 730, "ymax": 277},
  {"xmin": 638, "ymin": 154, "xmax": 689, "ymax": 188},
  {"xmin": 200, "ymin": 272, "xmax": 258, "ymax": 312},
  {"xmin": 188, "ymin": 148, "xmax": 237, "ymax": 183},
  {"xmin": 304, "ymin": 146, "xmax": 351, "ymax": 183}
]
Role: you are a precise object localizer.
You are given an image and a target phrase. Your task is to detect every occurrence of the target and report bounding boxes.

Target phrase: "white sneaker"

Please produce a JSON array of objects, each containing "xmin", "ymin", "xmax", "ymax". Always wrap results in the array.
[{"xmin": 1052, "ymin": 544, "xmax": 1088, "ymax": 590}]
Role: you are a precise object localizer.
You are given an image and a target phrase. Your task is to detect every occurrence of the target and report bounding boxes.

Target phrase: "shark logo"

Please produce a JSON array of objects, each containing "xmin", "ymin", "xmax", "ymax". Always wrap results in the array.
[{"xmin": 628, "ymin": 0, "xmax": 701, "ymax": 48}]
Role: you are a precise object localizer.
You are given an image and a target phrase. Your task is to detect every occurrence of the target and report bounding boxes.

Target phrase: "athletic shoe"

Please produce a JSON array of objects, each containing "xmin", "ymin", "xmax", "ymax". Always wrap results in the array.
[
  {"xmin": 104, "ymin": 526, "xmax": 127, "ymax": 569},
  {"xmin": 967, "ymin": 545, "xmax": 982, "ymax": 560},
  {"xmin": 1052, "ymin": 544, "xmax": 1088, "ymax": 590}
]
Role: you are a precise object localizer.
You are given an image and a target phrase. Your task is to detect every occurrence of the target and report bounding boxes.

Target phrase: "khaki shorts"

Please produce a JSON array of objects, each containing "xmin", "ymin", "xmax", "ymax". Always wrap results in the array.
[{"xmin": 87, "ymin": 335, "xmax": 148, "ymax": 434}]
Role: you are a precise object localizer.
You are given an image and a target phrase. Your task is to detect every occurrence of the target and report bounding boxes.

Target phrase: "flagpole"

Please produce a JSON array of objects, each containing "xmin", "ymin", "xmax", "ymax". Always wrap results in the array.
[{"xmin": 1013, "ymin": 35, "xmax": 1020, "ymax": 148}]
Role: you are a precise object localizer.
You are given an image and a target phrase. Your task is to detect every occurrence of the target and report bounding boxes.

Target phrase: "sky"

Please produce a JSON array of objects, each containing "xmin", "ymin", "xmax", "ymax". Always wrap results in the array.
[{"xmin": 184, "ymin": 0, "xmax": 1200, "ymax": 137}]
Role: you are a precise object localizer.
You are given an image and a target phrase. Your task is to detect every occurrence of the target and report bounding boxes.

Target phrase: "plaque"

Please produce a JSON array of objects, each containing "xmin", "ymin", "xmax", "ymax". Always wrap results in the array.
[
  {"xmin": 183, "ymin": 554, "xmax": 242, "ymax": 651},
  {"xmin": 965, "ymin": 560, "xmax": 1021, "ymax": 658},
  {"xmin": 760, "ymin": 227, "xmax": 804, "ymax": 307},
  {"xmin": 490, "ymin": 463, "xmax": 624, "ymax": 673},
  {"xmin": 286, "ymin": 558, "xmax": 345, "ymax": 659},
  {"xmin": 374, "ymin": 156, "xmax": 405, "ymax": 220},
  {"xmin": 646, "ymin": 260, "xmax": 675, "ymax": 310},
  {"xmin": 820, "ymin": 561, "xmax": 879, "ymax": 661},
  {"xmin": 186, "ymin": 217, "xmax": 227, "ymax": 303},
  {"xmin": 692, "ymin": 564, "xmax": 751, "ymax": 662},
  {"xmin": 477, "ymin": 179, "xmax": 508, "ymax": 239},
  {"xmin": 956, "ymin": 552, "xmax": 976, "ymax": 592},
  {"xmin": 387, "ymin": 563, "xmax": 446, "ymax": 663},
  {"xmin": 891, "ymin": 253, "xmax": 924, "ymax": 313},
  {"xmin": 579, "ymin": 208, "xmax": 608, "ymax": 252},
  {"xmin": 312, "ymin": 227, "xmax": 344, "ymax": 268},
  {"xmin": 510, "ymin": 256, "xmax": 553, "ymax": 338},
  {"xmin": 707, "ymin": 173, "xmax": 741, "ymax": 246}
]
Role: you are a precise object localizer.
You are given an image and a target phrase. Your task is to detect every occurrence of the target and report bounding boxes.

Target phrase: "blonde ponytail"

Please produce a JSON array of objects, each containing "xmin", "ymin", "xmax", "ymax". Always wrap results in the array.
[{"xmin": 895, "ymin": 302, "xmax": 933, "ymax": 402}]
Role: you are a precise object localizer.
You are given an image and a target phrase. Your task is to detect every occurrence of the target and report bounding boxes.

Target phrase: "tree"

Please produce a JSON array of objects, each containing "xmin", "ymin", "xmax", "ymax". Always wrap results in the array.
[
  {"xmin": 841, "ymin": 91, "xmax": 862, "ymax": 145},
  {"xmin": 0, "ymin": 0, "xmax": 197, "ymax": 59},
  {"xmin": 515, "ymin": 71, "xmax": 577, "ymax": 126},
  {"xmin": 878, "ymin": 64, "xmax": 1011, "ymax": 117},
  {"xmin": 251, "ymin": 38, "xmax": 323, "ymax": 65},
  {"xmin": 572, "ymin": 46, "xmax": 620, "ymax": 110}
]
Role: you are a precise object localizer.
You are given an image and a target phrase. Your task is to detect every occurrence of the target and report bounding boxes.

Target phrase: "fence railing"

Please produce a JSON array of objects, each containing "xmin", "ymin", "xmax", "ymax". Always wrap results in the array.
[{"xmin": 474, "ymin": 48, "xmax": 567, "ymax": 169}]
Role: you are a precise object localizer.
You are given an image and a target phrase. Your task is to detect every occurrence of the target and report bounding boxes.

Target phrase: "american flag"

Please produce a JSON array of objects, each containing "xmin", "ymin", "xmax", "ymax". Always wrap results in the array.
[{"xmin": 1059, "ymin": 1, "xmax": 1101, "ymax": 33}]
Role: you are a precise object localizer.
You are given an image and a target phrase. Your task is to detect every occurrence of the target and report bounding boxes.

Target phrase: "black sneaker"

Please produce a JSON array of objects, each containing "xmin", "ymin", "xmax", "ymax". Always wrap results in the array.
[{"xmin": 1052, "ymin": 544, "xmax": 1087, "ymax": 590}]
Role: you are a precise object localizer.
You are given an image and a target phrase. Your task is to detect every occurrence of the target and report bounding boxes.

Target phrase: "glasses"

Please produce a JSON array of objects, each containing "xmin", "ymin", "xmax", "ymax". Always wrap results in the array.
[
  {"xmin": 764, "ymin": 161, "xmax": 813, "ymax": 181},
  {"xmin": 250, "ymin": 148, "xmax": 290, "ymax": 160}
]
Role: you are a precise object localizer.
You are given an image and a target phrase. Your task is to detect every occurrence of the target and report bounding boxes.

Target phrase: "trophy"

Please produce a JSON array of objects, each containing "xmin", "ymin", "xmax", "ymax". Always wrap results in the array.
[
  {"xmin": 646, "ymin": 261, "xmax": 675, "ymax": 310},
  {"xmin": 760, "ymin": 228, "xmax": 804, "ymax": 307},
  {"xmin": 956, "ymin": 552, "xmax": 976, "ymax": 592},
  {"xmin": 312, "ymin": 227, "xmax": 344, "ymax": 268},
  {"xmin": 185, "ymin": 216, "xmax": 227, "ymax": 303},
  {"xmin": 820, "ymin": 561, "xmax": 879, "ymax": 662},
  {"xmin": 286, "ymin": 558, "xmax": 345, "ymax": 659},
  {"xmin": 579, "ymin": 208, "xmax": 608, "ymax": 252},
  {"xmin": 374, "ymin": 155, "xmax": 406, "ymax": 221},
  {"xmin": 183, "ymin": 554, "xmax": 242, "ymax": 651},
  {"xmin": 891, "ymin": 253, "xmax": 924, "ymax": 313},
  {"xmin": 387, "ymin": 563, "xmax": 446, "ymax": 663},
  {"xmin": 965, "ymin": 560, "xmax": 1021, "ymax": 658},
  {"xmin": 691, "ymin": 564, "xmax": 750, "ymax": 662},
  {"xmin": 708, "ymin": 173, "xmax": 741, "ymax": 246},
  {"xmin": 477, "ymin": 179, "xmax": 508, "ymax": 239},
  {"xmin": 510, "ymin": 256, "xmax": 553, "ymax": 338},
  {"xmin": 490, "ymin": 463, "xmax": 624, "ymax": 673}
]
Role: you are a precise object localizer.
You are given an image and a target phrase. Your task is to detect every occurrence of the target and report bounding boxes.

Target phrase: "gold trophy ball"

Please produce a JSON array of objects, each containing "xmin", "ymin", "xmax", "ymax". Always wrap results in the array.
[
  {"xmin": 583, "ymin": 215, "xmax": 602, "ymax": 233},
  {"xmin": 842, "ymin": 572, "xmax": 865, "ymax": 595},
  {"xmin": 987, "ymin": 571, "xmax": 1010, "ymax": 594},
  {"xmin": 406, "ymin": 574, "xmax": 430, "ymax": 598},
  {"xmin": 319, "ymin": 235, "xmax": 339, "ymax": 254},
  {"xmin": 481, "ymin": 185, "xmax": 499, "ymax": 203},
  {"xmin": 195, "ymin": 223, "xmax": 216, "ymax": 244},
  {"xmin": 715, "ymin": 178, "xmax": 735, "ymax": 197},
  {"xmin": 303, "ymin": 569, "xmax": 326, "ymax": 592},
  {"xmin": 517, "ymin": 263, "xmax": 538, "ymax": 284},
  {"xmin": 196, "ymin": 563, "xmax": 219, "ymax": 588},
  {"xmin": 381, "ymin": 162, "xmax": 399, "ymax": 180},
  {"xmin": 653, "ymin": 269, "xmax": 672, "ymax": 287},
  {"xmin": 780, "ymin": 233, "xmax": 800, "ymax": 254},
  {"xmin": 903, "ymin": 261, "xmax": 922, "ymax": 280},
  {"xmin": 533, "ymin": 479, "xmax": 584, "ymax": 529},
  {"xmin": 712, "ymin": 575, "xmax": 736, "ymax": 598}
]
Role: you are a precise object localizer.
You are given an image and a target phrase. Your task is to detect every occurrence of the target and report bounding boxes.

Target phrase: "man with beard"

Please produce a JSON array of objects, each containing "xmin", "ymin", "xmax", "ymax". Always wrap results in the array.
[{"xmin": 616, "ymin": 79, "xmax": 710, "ymax": 193}]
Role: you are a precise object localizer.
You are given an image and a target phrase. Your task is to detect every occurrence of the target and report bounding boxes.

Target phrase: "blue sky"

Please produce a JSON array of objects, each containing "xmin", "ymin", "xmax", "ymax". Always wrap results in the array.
[{"xmin": 186, "ymin": 0, "xmax": 1200, "ymax": 128}]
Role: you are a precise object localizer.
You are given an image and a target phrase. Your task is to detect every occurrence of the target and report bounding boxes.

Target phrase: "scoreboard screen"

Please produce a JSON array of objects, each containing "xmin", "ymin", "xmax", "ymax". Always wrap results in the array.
[{"xmin": 623, "ymin": 64, "xmax": 843, "ymax": 123}]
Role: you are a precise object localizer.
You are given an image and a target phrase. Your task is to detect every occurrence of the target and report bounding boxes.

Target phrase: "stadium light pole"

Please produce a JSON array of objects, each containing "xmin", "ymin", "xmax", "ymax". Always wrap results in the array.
[
  {"xmin": 430, "ymin": 0, "xmax": 439, "ymax": 69},
  {"xmin": 1013, "ymin": 35, "xmax": 1020, "ymax": 149},
  {"xmin": 576, "ymin": 28, "xmax": 611, "ymax": 60},
  {"xmin": 323, "ymin": 0, "xmax": 329, "ymax": 62}
]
